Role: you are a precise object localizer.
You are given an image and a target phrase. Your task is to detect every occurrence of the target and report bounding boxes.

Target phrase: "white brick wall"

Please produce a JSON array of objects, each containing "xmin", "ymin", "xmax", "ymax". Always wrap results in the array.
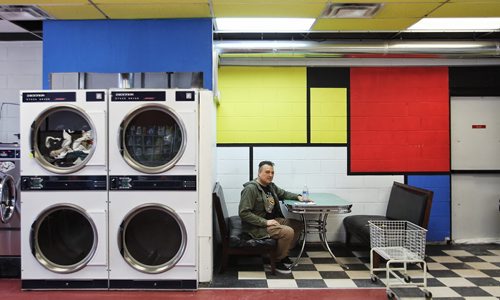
[
  {"xmin": 0, "ymin": 42, "xmax": 42, "ymax": 143},
  {"xmin": 216, "ymin": 146, "xmax": 403, "ymax": 242}
]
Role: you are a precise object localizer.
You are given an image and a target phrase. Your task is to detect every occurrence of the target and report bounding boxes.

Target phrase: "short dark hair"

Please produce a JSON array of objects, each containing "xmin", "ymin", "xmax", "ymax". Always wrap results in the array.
[{"xmin": 258, "ymin": 160, "xmax": 274, "ymax": 170}]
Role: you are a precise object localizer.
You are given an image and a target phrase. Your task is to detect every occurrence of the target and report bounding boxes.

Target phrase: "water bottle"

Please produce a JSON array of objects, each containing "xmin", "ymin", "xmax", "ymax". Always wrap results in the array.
[{"xmin": 302, "ymin": 184, "xmax": 309, "ymax": 201}]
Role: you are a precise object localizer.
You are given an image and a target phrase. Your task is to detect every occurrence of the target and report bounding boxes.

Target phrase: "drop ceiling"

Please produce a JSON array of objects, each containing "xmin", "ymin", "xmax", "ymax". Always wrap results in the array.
[{"xmin": 0, "ymin": 0, "xmax": 499, "ymax": 41}]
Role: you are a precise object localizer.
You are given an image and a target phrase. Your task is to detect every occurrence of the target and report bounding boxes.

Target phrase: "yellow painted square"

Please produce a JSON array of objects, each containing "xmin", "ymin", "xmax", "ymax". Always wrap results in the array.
[
  {"xmin": 217, "ymin": 66, "xmax": 307, "ymax": 144},
  {"xmin": 311, "ymin": 88, "xmax": 347, "ymax": 144}
]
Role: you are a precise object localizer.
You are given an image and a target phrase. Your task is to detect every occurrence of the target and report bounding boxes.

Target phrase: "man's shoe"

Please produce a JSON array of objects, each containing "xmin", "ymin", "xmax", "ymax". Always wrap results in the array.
[
  {"xmin": 280, "ymin": 256, "xmax": 296, "ymax": 268},
  {"xmin": 274, "ymin": 262, "xmax": 292, "ymax": 274}
]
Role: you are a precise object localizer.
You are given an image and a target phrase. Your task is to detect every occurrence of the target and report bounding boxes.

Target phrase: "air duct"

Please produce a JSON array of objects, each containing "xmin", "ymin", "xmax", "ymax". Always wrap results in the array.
[{"xmin": 215, "ymin": 40, "xmax": 500, "ymax": 59}]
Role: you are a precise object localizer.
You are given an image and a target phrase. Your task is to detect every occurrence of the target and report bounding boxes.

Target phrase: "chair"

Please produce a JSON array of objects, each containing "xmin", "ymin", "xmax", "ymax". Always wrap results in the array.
[
  {"xmin": 212, "ymin": 182, "xmax": 277, "ymax": 274},
  {"xmin": 343, "ymin": 181, "xmax": 433, "ymax": 247}
]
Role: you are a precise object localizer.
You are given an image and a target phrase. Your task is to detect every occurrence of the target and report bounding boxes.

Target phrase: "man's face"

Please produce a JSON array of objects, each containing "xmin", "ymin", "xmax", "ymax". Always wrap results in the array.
[{"xmin": 258, "ymin": 164, "xmax": 274, "ymax": 186}]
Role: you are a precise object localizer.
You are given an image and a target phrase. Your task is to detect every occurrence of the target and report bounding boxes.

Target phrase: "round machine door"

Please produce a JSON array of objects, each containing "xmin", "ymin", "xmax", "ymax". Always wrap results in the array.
[
  {"xmin": 30, "ymin": 204, "xmax": 98, "ymax": 273},
  {"xmin": 31, "ymin": 105, "xmax": 96, "ymax": 174},
  {"xmin": 120, "ymin": 104, "xmax": 187, "ymax": 174},
  {"xmin": 0, "ymin": 173, "xmax": 16, "ymax": 223},
  {"xmin": 119, "ymin": 204, "xmax": 187, "ymax": 274}
]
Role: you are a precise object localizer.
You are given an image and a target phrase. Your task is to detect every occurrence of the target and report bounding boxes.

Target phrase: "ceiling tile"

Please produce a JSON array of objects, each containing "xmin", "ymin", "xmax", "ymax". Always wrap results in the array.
[
  {"xmin": 94, "ymin": 0, "xmax": 208, "ymax": 3},
  {"xmin": 313, "ymin": 18, "xmax": 418, "ymax": 31},
  {"xmin": 97, "ymin": 3, "xmax": 211, "ymax": 19},
  {"xmin": 429, "ymin": 2, "xmax": 500, "ymax": 17},
  {"xmin": 325, "ymin": 0, "xmax": 443, "ymax": 3},
  {"xmin": 213, "ymin": 3, "xmax": 325, "ymax": 18},
  {"xmin": 212, "ymin": 0, "xmax": 328, "ymax": 3},
  {"xmin": 0, "ymin": 0, "xmax": 87, "ymax": 4},
  {"xmin": 0, "ymin": 20, "xmax": 28, "ymax": 32},
  {"xmin": 39, "ymin": 4, "xmax": 107, "ymax": 19},
  {"xmin": 375, "ymin": 3, "xmax": 443, "ymax": 18}
]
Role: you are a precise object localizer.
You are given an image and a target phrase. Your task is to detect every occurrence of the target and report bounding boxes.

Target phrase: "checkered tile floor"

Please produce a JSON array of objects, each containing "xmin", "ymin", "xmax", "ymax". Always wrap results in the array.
[{"xmin": 208, "ymin": 244, "xmax": 500, "ymax": 299}]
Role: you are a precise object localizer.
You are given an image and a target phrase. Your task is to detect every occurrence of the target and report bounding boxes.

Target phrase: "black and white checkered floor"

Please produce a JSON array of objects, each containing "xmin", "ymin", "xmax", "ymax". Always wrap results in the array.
[{"xmin": 209, "ymin": 243, "xmax": 500, "ymax": 299}]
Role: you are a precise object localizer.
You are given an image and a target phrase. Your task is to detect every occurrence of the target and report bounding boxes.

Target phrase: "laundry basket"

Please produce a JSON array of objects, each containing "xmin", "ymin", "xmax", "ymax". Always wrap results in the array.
[{"xmin": 368, "ymin": 220, "xmax": 431, "ymax": 299}]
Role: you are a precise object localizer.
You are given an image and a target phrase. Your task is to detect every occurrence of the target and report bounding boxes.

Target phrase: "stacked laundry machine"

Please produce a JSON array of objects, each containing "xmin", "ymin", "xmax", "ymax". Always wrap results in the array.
[
  {"xmin": 20, "ymin": 90, "xmax": 108, "ymax": 289},
  {"xmin": 20, "ymin": 88, "xmax": 210, "ymax": 290},
  {"xmin": 107, "ymin": 89, "xmax": 201, "ymax": 289}
]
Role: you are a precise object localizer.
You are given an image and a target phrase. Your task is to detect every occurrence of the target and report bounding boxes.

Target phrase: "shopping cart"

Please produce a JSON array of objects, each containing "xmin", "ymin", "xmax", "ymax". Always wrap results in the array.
[{"xmin": 368, "ymin": 220, "xmax": 432, "ymax": 299}]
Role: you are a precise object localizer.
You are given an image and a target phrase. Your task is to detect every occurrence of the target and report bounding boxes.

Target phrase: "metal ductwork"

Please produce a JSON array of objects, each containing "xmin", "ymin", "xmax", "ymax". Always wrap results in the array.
[{"xmin": 215, "ymin": 40, "xmax": 500, "ymax": 59}]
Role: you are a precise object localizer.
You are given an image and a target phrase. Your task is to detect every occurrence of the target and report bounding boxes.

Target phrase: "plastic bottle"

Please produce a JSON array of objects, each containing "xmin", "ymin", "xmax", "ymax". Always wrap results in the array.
[{"xmin": 302, "ymin": 184, "xmax": 309, "ymax": 201}]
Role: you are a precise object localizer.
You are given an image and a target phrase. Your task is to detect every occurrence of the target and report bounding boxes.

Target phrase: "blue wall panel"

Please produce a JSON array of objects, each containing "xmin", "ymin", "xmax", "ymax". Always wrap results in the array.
[
  {"xmin": 43, "ymin": 19, "xmax": 213, "ymax": 89},
  {"xmin": 408, "ymin": 175, "xmax": 451, "ymax": 242}
]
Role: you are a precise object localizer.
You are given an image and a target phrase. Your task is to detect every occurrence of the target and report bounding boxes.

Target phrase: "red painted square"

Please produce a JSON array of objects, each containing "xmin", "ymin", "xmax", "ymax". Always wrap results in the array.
[{"xmin": 350, "ymin": 67, "xmax": 450, "ymax": 173}]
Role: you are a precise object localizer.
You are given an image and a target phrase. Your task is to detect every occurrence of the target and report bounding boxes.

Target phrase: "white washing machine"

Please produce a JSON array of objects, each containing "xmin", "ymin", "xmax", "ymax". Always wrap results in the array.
[
  {"xmin": 0, "ymin": 144, "xmax": 21, "ymax": 278},
  {"xmin": 108, "ymin": 89, "xmax": 203, "ymax": 289},
  {"xmin": 20, "ymin": 90, "xmax": 108, "ymax": 289}
]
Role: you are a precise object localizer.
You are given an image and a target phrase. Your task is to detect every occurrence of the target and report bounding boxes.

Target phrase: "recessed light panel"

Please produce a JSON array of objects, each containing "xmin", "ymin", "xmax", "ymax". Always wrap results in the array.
[
  {"xmin": 408, "ymin": 18, "xmax": 500, "ymax": 31},
  {"xmin": 215, "ymin": 18, "xmax": 315, "ymax": 33}
]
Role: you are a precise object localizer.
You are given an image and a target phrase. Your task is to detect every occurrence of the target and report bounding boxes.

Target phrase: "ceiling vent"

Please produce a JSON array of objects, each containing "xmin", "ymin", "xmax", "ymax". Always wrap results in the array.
[
  {"xmin": 0, "ymin": 5, "xmax": 52, "ymax": 21},
  {"xmin": 321, "ymin": 3, "xmax": 382, "ymax": 18}
]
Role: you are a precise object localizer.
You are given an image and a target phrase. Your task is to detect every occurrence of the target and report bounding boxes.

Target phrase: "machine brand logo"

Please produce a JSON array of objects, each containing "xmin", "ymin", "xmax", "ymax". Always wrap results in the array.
[
  {"xmin": 111, "ymin": 91, "xmax": 166, "ymax": 102},
  {"xmin": 22, "ymin": 92, "xmax": 76, "ymax": 103}
]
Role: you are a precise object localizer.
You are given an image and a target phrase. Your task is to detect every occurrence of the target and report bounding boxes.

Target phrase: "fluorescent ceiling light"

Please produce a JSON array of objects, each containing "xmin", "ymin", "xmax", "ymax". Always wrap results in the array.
[
  {"xmin": 215, "ymin": 18, "xmax": 315, "ymax": 32},
  {"xmin": 408, "ymin": 18, "xmax": 500, "ymax": 31}
]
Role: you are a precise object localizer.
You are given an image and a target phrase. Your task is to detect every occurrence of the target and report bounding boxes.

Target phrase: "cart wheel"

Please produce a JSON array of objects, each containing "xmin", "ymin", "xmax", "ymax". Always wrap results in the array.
[
  {"xmin": 386, "ymin": 290, "xmax": 395, "ymax": 299},
  {"xmin": 370, "ymin": 275, "xmax": 378, "ymax": 283},
  {"xmin": 424, "ymin": 291, "xmax": 432, "ymax": 299},
  {"xmin": 403, "ymin": 274, "xmax": 411, "ymax": 283}
]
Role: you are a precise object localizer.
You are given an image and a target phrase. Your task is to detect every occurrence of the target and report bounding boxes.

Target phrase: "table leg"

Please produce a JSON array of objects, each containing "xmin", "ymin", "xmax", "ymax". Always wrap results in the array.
[
  {"xmin": 318, "ymin": 213, "xmax": 349, "ymax": 269},
  {"xmin": 289, "ymin": 214, "xmax": 307, "ymax": 269}
]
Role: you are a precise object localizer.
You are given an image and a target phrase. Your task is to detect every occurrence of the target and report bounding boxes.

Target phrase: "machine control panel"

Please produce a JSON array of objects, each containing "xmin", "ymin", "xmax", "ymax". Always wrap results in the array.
[
  {"xmin": 109, "ymin": 175, "xmax": 196, "ymax": 191},
  {"xmin": 21, "ymin": 176, "xmax": 107, "ymax": 191},
  {"xmin": 0, "ymin": 149, "xmax": 19, "ymax": 159}
]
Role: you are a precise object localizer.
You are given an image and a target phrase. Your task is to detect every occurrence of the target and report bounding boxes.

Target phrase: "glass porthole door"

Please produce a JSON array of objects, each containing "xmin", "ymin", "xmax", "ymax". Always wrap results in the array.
[
  {"xmin": 0, "ymin": 173, "xmax": 16, "ymax": 223},
  {"xmin": 118, "ymin": 204, "xmax": 187, "ymax": 274},
  {"xmin": 120, "ymin": 104, "xmax": 186, "ymax": 174},
  {"xmin": 30, "ymin": 205, "xmax": 98, "ymax": 273},
  {"xmin": 31, "ymin": 106, "xmax": 96, "ymax": 174}
]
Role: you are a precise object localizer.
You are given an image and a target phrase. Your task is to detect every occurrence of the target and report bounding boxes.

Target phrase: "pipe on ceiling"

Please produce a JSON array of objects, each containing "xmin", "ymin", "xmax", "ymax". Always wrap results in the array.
[{"xmin": 215, "ymin": 40, "xmax": 500, "ymax": 59}]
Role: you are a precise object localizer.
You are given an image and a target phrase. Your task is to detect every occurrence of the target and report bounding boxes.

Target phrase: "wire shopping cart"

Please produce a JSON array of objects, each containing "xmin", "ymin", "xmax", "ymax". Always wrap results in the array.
[{"xmin": 368, "ymin": 220, "xmax": 432, "ymax": 299}]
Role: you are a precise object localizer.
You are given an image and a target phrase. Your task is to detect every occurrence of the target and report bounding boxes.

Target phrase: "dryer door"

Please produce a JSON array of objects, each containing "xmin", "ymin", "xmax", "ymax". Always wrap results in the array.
[
  {"xmin": 119, "ymin": 204, "xmax": 187, "ymax": 274},
  {"xmin": 30, "ymin": 204, "xmax": 98, "ymax": 273},
  {"xmin": 31, "ymin": 105, "xmax": 96, "ymax": 174},
  {"xmin": 120, "ymin": 104, "xmax": 187, "ymax": 174},
  {"xmin": 0, "ymin": 173, "xmax": 16, "ymax": 223}
]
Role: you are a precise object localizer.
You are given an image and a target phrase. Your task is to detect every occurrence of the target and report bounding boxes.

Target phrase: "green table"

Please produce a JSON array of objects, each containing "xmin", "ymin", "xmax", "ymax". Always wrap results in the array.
[{"xmin": 284, "ymin": 193, "xmax": 352, "ymax": 269}]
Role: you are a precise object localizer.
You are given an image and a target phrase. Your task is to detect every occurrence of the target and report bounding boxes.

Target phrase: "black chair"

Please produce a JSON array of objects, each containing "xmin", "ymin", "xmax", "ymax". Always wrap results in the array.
[
  {"xmin": 343, "ymin": 181, "xmax": 433, "ymax": 247},
  {"xmin": 213, "ymin": 182, "xmax": 277, "ymax": 274}
]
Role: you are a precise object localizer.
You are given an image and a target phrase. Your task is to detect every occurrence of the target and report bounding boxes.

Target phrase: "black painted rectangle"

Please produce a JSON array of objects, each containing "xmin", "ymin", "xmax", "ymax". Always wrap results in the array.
[
  {"xmin": 176, "ymin": 91, "xmax": 196, "ymax": 101},
  {"xmin": 21, "ymin": 176, "xmax": 107, "ymax": 191},
  {"xmin": 109, "ymin": 279, "xmax": 197, "ymax": 290},
  {"xmin": 109, "ymin": 175, "xmax": 196, "ymax": 191},
  {"xmin": 307, "ymin": 67, "xmax": 350, "ymax": 88},
  {"xmin": 450, "ymin": 66, "xmax": 500, "ymax": 96},
  {"xmin": 111, "ymin": 91, "xmax": 166, "ymax": 102},
  {"xmin": 22, "ymin": 92, "xmax": 76, "ymax": 103},
  {"xmin": 86, "ymin": 91, "xmax": 106, "ymax": 102},
  {"xmin": 22, "ymin": 279, "xmax": 108, "ymax": 289}
]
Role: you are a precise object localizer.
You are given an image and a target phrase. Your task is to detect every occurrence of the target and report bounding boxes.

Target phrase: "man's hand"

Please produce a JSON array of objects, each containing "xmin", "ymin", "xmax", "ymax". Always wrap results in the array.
[{"xmin": 266, "ymin": 219, "xmax": 279, "ymax": 226}]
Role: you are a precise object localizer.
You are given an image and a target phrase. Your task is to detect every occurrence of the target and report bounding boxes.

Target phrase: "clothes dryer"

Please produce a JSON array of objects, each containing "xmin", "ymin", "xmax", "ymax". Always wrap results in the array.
[
  {"xmin": 20, "ymin": 90, "xmax": 108, "ymax": 289},
  {"xmin": 108, "ymin": 89, "xmax": 204, "ymax": 289}
]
